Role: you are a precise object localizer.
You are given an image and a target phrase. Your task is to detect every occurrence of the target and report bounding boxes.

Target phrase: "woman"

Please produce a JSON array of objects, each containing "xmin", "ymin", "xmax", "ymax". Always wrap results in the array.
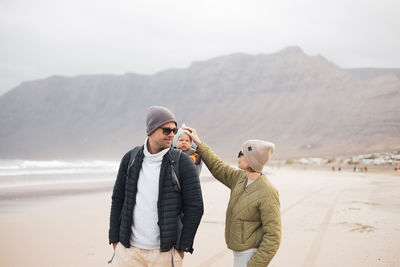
[{"xmin": 183, "ymin": 126, "xmax": 281, "ymax": 267}]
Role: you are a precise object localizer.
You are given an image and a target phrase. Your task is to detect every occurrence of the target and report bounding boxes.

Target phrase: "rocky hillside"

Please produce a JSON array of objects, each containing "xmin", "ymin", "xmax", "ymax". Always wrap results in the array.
[{"xmin": 1, "ymin": 46, "xmax": 399, "ymax": 160}]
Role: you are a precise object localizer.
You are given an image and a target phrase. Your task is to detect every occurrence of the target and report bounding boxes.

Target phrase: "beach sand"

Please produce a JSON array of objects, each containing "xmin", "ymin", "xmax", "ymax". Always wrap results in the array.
[{"xmin": 1, "ymin": 169, "xmax": 399, "ymax": 267}]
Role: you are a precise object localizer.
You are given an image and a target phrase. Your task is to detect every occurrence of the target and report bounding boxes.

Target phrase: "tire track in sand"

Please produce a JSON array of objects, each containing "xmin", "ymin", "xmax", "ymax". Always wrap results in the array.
[
  {"xmin": 301, "ymin": 190, "xmax": 345, "ymax": 267},
  {"xmin": 281, "ymin": 186, "xmax": 329, "ymax": 215},
  {"xmin": 196, "ymin": 247, "xmax": 231, "ymax": 267},
  {"xmin": 196, "ymin": 186, "xmax": 332, "ymax": 266}
]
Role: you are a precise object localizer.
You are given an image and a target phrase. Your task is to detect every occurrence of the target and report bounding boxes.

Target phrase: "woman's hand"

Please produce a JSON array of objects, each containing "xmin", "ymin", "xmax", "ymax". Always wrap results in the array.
[{"xmin": 182, "ymin": 126, "xmax": 202, "ymax": 147}]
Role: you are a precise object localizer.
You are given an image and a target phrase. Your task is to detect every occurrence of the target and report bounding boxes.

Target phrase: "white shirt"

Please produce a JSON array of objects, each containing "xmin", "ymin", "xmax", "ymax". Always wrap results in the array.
[
  {"xmin": 246, "ymin": 178, "xmax": 256, "ymax": 187},
  {"xmin": 130, "ymin": 139, "xmax": 170, "ymax": 249}
]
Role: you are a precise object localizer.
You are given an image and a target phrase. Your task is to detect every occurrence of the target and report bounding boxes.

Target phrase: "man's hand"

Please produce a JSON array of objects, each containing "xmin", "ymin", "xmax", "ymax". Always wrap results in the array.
[
  {"xmin": 113, "ymin": 242, "xmax": 118, "ymax": 250},
  {"xmin": 178, "ymin": 250, "xmax": 185, "ymax": 259}
]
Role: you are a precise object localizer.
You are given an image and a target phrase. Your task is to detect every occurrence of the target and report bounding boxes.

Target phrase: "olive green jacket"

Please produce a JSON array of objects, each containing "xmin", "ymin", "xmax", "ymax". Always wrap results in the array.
[{"xmin": 197, "ymin": 143, "xmax": 281, "ymax": 266}]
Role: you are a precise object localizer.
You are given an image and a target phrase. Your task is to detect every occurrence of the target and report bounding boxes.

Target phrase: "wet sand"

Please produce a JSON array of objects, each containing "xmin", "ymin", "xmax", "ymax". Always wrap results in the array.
[{"xmin": 0, "ymin": 169, "xmax": 399, "ymax": 267}]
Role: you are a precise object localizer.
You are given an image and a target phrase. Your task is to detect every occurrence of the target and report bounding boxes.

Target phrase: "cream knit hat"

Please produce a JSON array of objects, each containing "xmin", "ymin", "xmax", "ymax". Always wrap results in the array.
[{"xmin": 242, "ymin": 140, "xmax": 275, "ymax": 172}]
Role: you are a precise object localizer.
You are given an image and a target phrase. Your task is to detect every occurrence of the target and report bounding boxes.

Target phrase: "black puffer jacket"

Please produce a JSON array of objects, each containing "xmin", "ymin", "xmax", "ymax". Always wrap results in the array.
[{"xmin": 109, "ymin": 146, "xmax": 204, "ymax": 253}]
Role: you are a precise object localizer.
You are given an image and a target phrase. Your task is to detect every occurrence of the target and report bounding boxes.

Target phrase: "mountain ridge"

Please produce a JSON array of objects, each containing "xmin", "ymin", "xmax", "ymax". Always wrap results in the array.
[{"xmin": 1, "ymin": 47, "xmax": 399, "ymax": 160}]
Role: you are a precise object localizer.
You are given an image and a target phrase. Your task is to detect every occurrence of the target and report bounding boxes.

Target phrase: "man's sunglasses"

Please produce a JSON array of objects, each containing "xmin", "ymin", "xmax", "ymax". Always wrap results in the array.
[
  {"xmin": 161, "ymin": 127, "xmax": 178, "ymax": 135},
  {"xmin": 238, "ymin": 151, "xmax": 244, "ymax": 158}
]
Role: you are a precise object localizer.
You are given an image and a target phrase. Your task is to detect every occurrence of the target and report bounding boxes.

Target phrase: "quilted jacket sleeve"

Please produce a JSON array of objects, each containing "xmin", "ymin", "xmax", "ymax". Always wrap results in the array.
[
  {"xmin": 196, "ymin": 143, "xmax": 243, "ymax": 190},
  {"xmin": 248, "ymin": 188, "xmax": 281, "ymax": 266},
  {"xmin": 108, "ymin": 151, "xmax": 130, "ymax": 244},
  {"xmin": 178, "ymin": 152, "xmax": 204, "ymax": 253}
]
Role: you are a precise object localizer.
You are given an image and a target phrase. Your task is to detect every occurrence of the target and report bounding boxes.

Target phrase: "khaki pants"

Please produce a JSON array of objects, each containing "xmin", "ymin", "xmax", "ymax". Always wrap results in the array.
[{"xmin": 111, "ymin": 243, "xmax": 183, "ymax": 267}]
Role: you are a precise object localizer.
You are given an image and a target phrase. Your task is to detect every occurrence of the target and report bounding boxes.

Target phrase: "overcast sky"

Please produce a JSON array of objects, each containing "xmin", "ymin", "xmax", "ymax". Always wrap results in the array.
[{"xmin": 1, "ymin": 0, "xmax": 399, "ymax": 95}]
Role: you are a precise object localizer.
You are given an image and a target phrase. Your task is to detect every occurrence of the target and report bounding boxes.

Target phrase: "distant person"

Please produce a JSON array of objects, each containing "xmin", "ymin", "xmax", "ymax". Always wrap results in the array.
[
  {"xmin": 173, "ymin": 127, "xmax": 203, "ymax": 175},
  {"xmin": 332, "ymin": 166, "xmax": 335, "ymax": 171},
  {"xmin": 108, "ymin": 106, "xmax": 204, "ymax": 267},
  {"xmin": 183, "ymin": 126, "xmax": 281, "ymax": 267},
  {"xmin": 338, "ymin": 166, "xmax": 342, "ymax": 171}
]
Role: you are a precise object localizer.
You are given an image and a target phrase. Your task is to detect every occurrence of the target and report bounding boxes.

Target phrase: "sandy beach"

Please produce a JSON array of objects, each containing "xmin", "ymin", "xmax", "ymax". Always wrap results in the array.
[{"xmin": 1, "ymin": 168, "xmax": 399, "ymax": 267}]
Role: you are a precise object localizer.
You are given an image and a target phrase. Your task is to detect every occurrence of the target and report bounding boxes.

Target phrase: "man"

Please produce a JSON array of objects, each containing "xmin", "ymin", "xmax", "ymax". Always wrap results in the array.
[{"xmin": 109, "ymin": 106, "xmax": 204, "ymax": 266}]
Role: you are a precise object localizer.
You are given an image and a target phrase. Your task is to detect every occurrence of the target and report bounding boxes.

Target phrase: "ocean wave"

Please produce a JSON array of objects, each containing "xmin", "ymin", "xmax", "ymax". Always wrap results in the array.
[
  {"xmin": 0, "ymin": 159, "xmax": 119, "ymax": 176},
  {"xmin": 0, "ymin": 177, "xmax": 115, "ymax": 189}
]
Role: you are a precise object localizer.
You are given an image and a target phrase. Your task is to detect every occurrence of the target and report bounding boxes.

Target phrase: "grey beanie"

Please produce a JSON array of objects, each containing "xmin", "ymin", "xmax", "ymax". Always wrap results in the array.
[
  {"xmin": 242, "ymin": 140, "xmax": 275, "ymax": 172},
  {"xmin": 145, "ymin": 106, "xmax": 177, "ymax": 135}
]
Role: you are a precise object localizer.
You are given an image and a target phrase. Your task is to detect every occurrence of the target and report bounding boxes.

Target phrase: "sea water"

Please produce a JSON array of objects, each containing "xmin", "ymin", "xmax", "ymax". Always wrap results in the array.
[
  {"xmin": 0, "ymin": 159, "xmax": 119, "ymax": 189},
  {"xmin": 0, "ymin": 158, "xmax": 217, "ymax": 192}
]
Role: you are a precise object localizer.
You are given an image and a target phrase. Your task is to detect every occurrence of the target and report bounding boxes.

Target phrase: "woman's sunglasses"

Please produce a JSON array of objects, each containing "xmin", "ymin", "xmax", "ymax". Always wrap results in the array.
[
  {"xmin": 161, "ymin": 127, "xmax": 178, "ymax": 135},
  {"xmin": 238, "ymin": 151, "xmax": 244, "ymax": 158}
]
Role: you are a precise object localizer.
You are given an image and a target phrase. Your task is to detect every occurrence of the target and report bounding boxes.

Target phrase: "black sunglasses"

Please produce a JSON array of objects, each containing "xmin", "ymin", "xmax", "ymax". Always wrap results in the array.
[
  {"xmin": 238, "ymin": 151, "xmax": 243, "ymax": 158},
  {"xmin": 161, "ymin": 127, "xmax": 178, "ymax": 135}
]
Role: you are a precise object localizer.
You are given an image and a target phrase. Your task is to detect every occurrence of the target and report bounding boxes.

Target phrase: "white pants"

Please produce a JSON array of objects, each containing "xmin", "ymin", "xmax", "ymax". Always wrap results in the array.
[{"xmin": 233, "ymin": 248, "xmax": 257, "ymax": 267}]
